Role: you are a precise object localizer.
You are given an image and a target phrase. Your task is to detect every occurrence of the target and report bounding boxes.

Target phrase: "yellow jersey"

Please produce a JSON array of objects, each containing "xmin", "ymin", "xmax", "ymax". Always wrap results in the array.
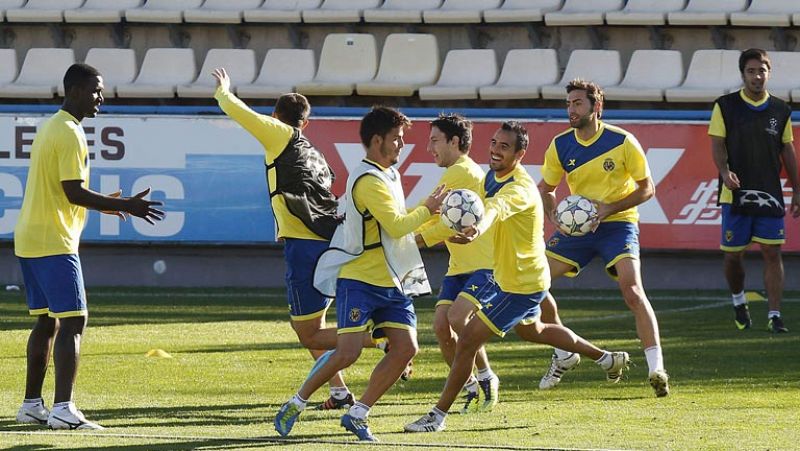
[
  {"xmin": 215, "ymin": 86, "xmax": 325, "ymax": 241},
  {"xmin": 477, "ymin": 164, "xmax": 550, "ymax": 295},
  {"xmin": 340, "ymin": 160, "xmax": 431, "ymax": 287},
  {"xmin": 541, "ymin": 122, "xmax": 650, "ymax": 223},
  {"xmin": 15, "ymin": 110, "xmax": 90, "ymax": 258},
  {"xmin": 417, "ymin": 154, "xmax": 494, "ymax": 276}
]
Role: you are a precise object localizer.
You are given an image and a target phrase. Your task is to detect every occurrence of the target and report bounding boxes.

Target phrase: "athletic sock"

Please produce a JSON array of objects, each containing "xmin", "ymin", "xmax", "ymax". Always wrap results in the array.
[
  {"xmin": 23, "ymin": 398, "xmax": 44, "ymax": 406},
  {"xmin": 476, "ymin": 367, "xmax": 496, "ymax": 381},
  {"xmin": 732, "ymin": 291, "xmax": 746, "ymax": 307},
  {"xmin": 553, "ymin": 348, "xmax": 572, "ymax": 360},
  {"xmin": 348, "ymin": 401, "xmax": 370, "ymax": 420},
  {"xmin": 596, "ymin": 351, "xmax": 612, "ymax": 370},
  {"xmin": 290, "ymin": 394, "xmax": 307, "ymax": 410},
  {"xmin": 644, "ymin": 345, "xmax": 664, "ymax": 373},
  {"xmin": 330, "ymin": 386, "xmax": 350, "ymax": 400},
  {"xmin": 431, "ymin": 406, "xmax": 447, "ymax": 422},
  {"xmin": 768, "ymin": 310, "xmax": 781, "ymax": 319},
  {"xmin": 464, "ymin": 376, "xmax": 479, "ymax": 394},
  {"xmin": 52, "ymin": 401, "xmax": 73, "ymax": 410}
]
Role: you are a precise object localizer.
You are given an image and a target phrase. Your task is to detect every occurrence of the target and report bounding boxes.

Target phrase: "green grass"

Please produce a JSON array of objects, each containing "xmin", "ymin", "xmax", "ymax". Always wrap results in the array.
[{"xmin": 0, "ymin": 288, "xmax": 798, "ymax": 450}]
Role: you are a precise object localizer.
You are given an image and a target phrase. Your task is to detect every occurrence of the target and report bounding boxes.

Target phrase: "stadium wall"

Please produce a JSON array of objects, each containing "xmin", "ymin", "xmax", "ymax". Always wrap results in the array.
[{"xmin": 2, "ymin": 108, "xmax": 799, "ymax": 289}]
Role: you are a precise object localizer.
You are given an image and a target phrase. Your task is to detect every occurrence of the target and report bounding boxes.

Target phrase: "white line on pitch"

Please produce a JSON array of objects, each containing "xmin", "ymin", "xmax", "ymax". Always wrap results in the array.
[{"xmin": 0, "ymin": 430, "xmax": 619, "ymax": 451}]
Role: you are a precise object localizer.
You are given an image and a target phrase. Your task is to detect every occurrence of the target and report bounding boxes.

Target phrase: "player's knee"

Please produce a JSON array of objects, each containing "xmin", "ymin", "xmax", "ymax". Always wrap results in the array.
[
  {"xmin": 433, "ymin": 316, "xmax": 455, "ymax": 344},
  {"xmin": 34, "ymin": 316, "xmax": 57, "ymax": 336},
  {"xmin": 386, "ymin": 338, "xmax": 418, "ymax": 361},
  {"xmin": 621, "ymin": 286, "xmax": 648, "ymax": 310},
  {"xmin": 295, "ymin": 331, "xmax": 318, "ymax": 349},
  {"xmin": 761, "ymin": 245, "xmax": 782, "ymax": 264},
  {"xmin": 333, "ymin": 348, "xmax": 362, "ymax": 367}
]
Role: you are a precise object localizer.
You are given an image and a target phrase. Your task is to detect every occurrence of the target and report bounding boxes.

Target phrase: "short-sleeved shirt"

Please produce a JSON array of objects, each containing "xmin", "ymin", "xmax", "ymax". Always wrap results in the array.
[
  {"xmin": 541, "ymin": 122, "xmax": 651, "ymax": 224},
  {"xmin": 708, "ymin": 89, "xmax": 793, "ymax": 204},
  {"xmin": 417, "ymin": 154, "xmax": 494, "ymax": 276},
  {"xmin": 15, "ymin": 110, "xmax": 90, "ymax": 258}
]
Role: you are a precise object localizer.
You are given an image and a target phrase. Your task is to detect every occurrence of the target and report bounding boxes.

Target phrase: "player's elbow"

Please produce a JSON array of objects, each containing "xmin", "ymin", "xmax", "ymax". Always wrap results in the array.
[{"xmin": 640, "ymin": 179, "xmax": 655, "ymax": 202}]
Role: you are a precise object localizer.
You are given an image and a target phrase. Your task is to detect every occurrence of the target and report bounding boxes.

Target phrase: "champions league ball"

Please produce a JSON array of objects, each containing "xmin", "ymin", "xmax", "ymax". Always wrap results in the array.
[
  {"xmin": 556, "ymin": 195, "xmax": 597, "ymax": 237},
  {"xmin": 440, "ymin": 189, "xmax": 484, "ymax": 233}
]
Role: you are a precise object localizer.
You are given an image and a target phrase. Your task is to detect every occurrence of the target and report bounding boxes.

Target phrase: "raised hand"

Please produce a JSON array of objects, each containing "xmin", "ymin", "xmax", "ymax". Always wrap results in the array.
[
  {"xmin": 125, "ymin": 187, "xmax": 165, "ymax": 225},
  {"xmin": 211, "ymin": 67, "xmax": 231, "ymax": 91},
  {"xmin": 425, "ymin": 184, "xmax": 449, "ymax": 214}
]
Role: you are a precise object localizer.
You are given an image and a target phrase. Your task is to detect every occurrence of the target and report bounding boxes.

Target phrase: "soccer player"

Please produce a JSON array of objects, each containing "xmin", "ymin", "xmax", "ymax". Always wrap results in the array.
[
  {"xmin": 274, "ymin": 106, "xmax": 447, "ymax": 442},
  {"xmin": 536, "ymin": 78, "xmax": 669, "ymax": 397},
  {"xmin": 14, "ymin": 63, "xmax": 164, "ymax": 429},
  {"xmin": 213, "ymin": 68, "xmax": 361, "ymax": 409},
  {"xmin": 709, "ymin": 48, "xmax": 800, "ymax": 333},
  {"xmin": 404, "ymin": 121, "xmax": 630, "ymax": 433},
  {"xmin": 415, "ymin": 113, "xmax": 500, "ymax": 413}
]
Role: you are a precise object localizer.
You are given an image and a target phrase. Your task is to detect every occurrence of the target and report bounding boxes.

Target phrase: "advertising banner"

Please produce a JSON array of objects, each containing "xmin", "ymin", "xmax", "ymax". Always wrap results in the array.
[{"xmin": 1, "ymin": 114, "xmax": 797, "ymax": 250}]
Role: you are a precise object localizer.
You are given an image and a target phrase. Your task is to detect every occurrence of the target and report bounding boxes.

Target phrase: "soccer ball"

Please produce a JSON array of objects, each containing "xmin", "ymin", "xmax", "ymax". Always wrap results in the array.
[
  {"xmin": 555, "ymin": 195, "xmax": 597, "ymax": 237},
  {"xmin": 440, "ymin": 189, "xmax": 484, "ymax": 232}
]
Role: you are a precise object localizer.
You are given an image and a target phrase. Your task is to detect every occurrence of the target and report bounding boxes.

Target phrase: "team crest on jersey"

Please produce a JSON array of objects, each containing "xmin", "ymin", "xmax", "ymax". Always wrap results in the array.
[
  {"xmin": 548, "ymin": 237, "xmax": 560, "ymax": 247},
  {"xmin": 766, "ymin": 118, "xmax": 779, "ymax": 136},
  {"xmin": 349, "ymin": 308, "xmax": 362, "ymax": 322},
  {"xmin": 725, "ymin": 230, "xmax": 734, "ymax": 242},
  {"xmin": 603, "ymin": 158, "xmax": 615, "ymax": 172}
]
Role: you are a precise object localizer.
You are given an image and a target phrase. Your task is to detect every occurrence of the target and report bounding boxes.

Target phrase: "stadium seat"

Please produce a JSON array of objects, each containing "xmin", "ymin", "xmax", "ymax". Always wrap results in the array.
[
  {"xmin": 243, "ymin": 0, "xmax": 321, "ymax": 23},
  {"xmin": 64, "ymin": 0, "xmax": 144, "ymax": 23},
  {"xmin": 125, "ymin": 0, "xmax": 203, "ymax": 23},
  {"xmin": 544, "ymin": 0, "xmax": 624, "ymax": 26},
  {"xmin": 668, "ymin": 0, "xmax": 747, "ymax": 26},
  {"xmin": 5, "ymin": 0, "xmax": 84, "ymax": 22},
  {"xmin": 295, "ymin": 34, "xmax": 377, "ymax": 96},
  {"xmin": 178, "ymin": 49, "xmax": 257, "ymax": 98},
  {"xmin": 483, "ymin": 0, "xmax": 564, "ymax": 23},
  {"xmin": 0, "ymin": 1, "xmax": 29, "ymax": 22},
  {"xmin": 418, "ymin": 49, "xmax": 498, "ymax": 100},
  {"xmin": 0, "ymin": 48, "xmax": 74, "ymax": 98},
  {"xmin": 423, "ymin": 0, "xmax": 502, "ymax": 24},
  {"xmin": 302, "ymin": 0, "xmax": 381, "ymax": 23},
  {"xmin": 0, "ymin": 49, "xmax": 18, "ymax": 87},
  {"xmin": 363, "ymin": 0, "xmax": 442, "ymax": 24},
  {"xmin": 184, "ymin": 0, "xmax": 264, "ymax": 23},
  {"xmin": 730, "ymin": 0, "xmax": 799, "ymax": 27},
  {"xmin": 605, "ymin": 0, "xmax": 687, "ymax": 26},
  {"xmin": 665, "ymin": 50, "xmax": 741, "ymax": 102},
  {"xmin": 236, "ymin": 49, "xmax": 315, "ymax": 98},
  {"xmin": 74, "ymin": 48, "xmax": 137, "ymax": 97},
  {"xmin": 116, "ymin": 48, "xmax": 197, "ymax": 98},
  {"xmin": 604, "ymin": 50, "xmax": 684, "ymax": 102},
  {"xmin": 540, "ymin": 50, "xmax": 623, "ymax": 99},
  {"xmin": 356, "ymin": 33, "xmax": 440, "ymax": 97},
  {"xmin": 763, "ymin": 51, "xmax": 800, "ymax": 101},
  {"xmin": 479, "ymin": 49, "xmax": 558, "ymax": 100}
]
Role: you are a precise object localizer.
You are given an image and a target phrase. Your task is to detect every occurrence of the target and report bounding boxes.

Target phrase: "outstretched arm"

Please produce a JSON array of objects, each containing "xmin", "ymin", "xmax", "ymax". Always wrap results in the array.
[{"xmin": 62, "ymin": 181, "xmax": 164, "ymax": 225}]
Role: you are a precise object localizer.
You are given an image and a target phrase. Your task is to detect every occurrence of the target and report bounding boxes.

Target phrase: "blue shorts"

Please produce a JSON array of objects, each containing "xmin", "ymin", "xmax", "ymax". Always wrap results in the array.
[
  {"xmin": 475, "ymin": 288, "xmax": 547, "ymax": 337},
  {"xmin": 284, "ymin": 238, "xmax": 333, "ymax": 321},
  {"xmin": 335, "ymin": 278, "xmax": 416, "ymax": 340},
  {"xmin": 720, "ymin": 204, "xmax": 786, "ymax": 251},
  {"xmin": 437, "ymin": 269, "xmax": 494, "ymax": 308},
  {"xmin": 546, "ymin": 221, "xmax": 640, "ymax": 280},
  {"xmin": 19, "ymin": 254, "xmax": 87, "ymax": 318}
]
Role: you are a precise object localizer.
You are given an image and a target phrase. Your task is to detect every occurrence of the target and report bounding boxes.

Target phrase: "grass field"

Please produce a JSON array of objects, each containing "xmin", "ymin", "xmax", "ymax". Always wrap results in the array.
[{"xmin": 0, "ymin": 287, "xmax": 798, "ymax": 450}]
